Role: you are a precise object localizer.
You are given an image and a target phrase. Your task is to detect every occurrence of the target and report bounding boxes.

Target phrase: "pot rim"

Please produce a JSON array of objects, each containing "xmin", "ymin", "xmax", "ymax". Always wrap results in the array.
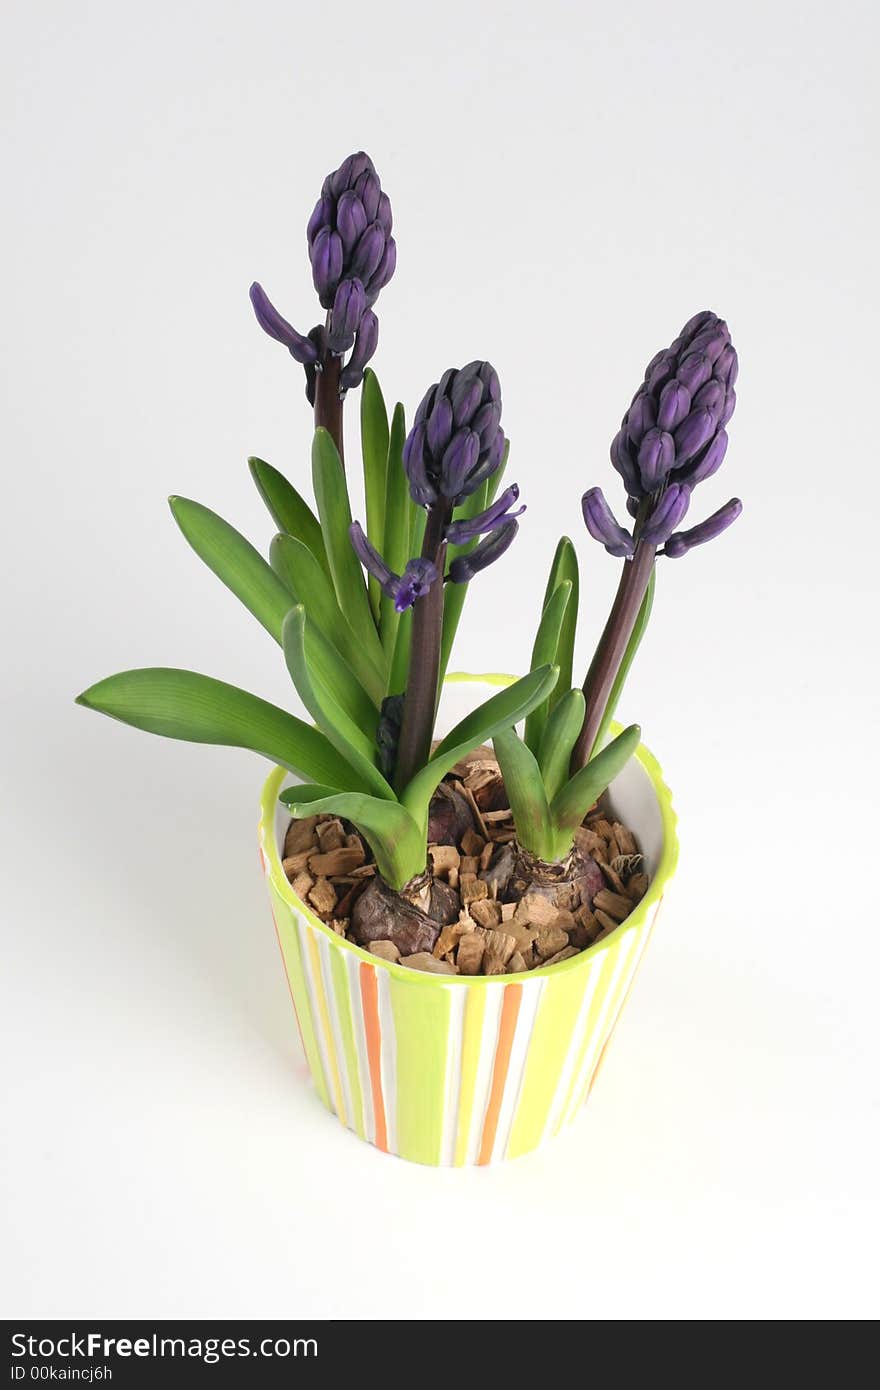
[{"xmin": 259, "ymin": 672, "xmax": 679, "ymax": 987}]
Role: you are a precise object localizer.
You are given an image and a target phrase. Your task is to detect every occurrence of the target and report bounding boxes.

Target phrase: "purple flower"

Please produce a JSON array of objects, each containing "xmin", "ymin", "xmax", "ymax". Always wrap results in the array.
[
  {"xmin": 349, "ymin": 522, "xmax": 438, "ymax": 612},
  {"xmin": 248, "ymin": 283, "xmax": 319, "ymax": 366},
  {"xmin": 403, "ymin": 361, "xmax": 505, "ymax": 506},
  {"xmin": 326, "ymin": 278, "xmax": 366, "ymax": 354},
  {"xmin": 448, "ymin": 520, "xmax": 519, "ymax": 583},
  {"xmin": 445, "ymin": 485, "xmax": 525, "ymax": 544},
  {"xmin": 611, "ymin": 310, "xmax": 737, "ymax": 500},
  {"xmin": 582, "ymin": 488, "xmax": 635, "ymax": 558},
  {"xmin": 663, "ymin": 499, "xmax": 743, "ymax": 558},
  {"xmin": 251, "ymin": 151, "xmax": 394, "ymax": 392},
  {"xmin": 639, "ymin": 483, "xmax": 691, "ymax": 545}
]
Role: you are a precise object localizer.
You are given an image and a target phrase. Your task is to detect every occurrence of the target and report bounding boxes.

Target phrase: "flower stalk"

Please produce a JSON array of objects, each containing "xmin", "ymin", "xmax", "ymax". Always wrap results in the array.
[{"xmin": 393, "ymin": 501, "xmax": 452, "ymax": 791}]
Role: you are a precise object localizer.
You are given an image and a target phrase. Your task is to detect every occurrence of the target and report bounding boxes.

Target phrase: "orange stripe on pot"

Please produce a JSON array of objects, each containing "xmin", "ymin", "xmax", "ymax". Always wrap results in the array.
[
  {"xmin": 477, "ymin": 984, "xmax": 522, "ymax": 1166},
  {"xmin": 359, "ymin": 962, "xmax": 388, "ymax": 1153}
]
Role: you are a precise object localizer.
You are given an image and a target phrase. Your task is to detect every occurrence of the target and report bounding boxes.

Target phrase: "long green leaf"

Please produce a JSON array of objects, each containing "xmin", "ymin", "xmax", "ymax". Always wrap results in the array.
[
  {"xmin": 591, "ymin": 569, "xmax": 655, "ymax": 760},
  {"xmin": 270, "ymin": 533, "xmax": 385, "ymax": 705},
  {"xmin": 248, "ymin": 456, "xmax": 331, "ymax": 580},
  {"xmin": 492, "ymin": 728, "xmax": 552, "ymax": 860},
  {"xmin": 360, "ymin": 370, "xmax": 390, "ymax": 620},
  {"xmin": 542, "ymin": 536, "xmax": 579, "ymax": 706},
  {"xmin": 379, "ymin": 403, "xmax": 411, "ymax": 660},
  {"xmin": 278, "ymin": 785, "xmax": 424, "ymax": 890},
  {"xmin": 549, "ymin": 724, "xmax": 641, "ymax": 843},
  {"xmin": 170, "ymin": 496, "xmax": 293, "ymax": 641},
  {"xmin": 281, "ymin": 608, "xmax": 392, "ymax": 799},
  {"xmin": 311, "ymin": 428, "xmax": 384, "ymax": 667},
  {"xmin": 75, "ymin": 668, "xmax": 371, "ymax": 791},
  {"xmin": 401, "ymin": 664, "xmax": 559, "ymax": 824},
  {"xmin": 523, "ymin": 580, "xmax": 572, "ymax": 754},
  {"xmin": 537, "ymin": 688, "xmax": 586, "ymax": 803}
]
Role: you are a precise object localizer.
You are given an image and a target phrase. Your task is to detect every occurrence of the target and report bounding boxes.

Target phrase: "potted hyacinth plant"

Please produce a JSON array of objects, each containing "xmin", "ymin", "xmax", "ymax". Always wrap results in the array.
[{"xmin": 77, "ymin": 152, "xmax": 741, "ymax": 1166}]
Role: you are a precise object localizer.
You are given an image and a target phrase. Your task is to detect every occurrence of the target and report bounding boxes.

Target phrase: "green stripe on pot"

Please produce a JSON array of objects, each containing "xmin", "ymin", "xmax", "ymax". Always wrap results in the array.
[
  {"xmin": 328, "ymin": 945, "xmax": 366, "ymax": 1139},
  {"xmin": 267, "ymin": 880, "xmax": 331, "ymax": 1111},
  {"xmin": 389, "ymin": 972, "xmax": 452, "ymax": 1165}
]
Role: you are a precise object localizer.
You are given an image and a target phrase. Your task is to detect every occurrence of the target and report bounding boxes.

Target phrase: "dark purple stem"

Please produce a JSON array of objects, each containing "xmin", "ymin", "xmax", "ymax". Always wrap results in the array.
[
  {"xmin": 572, "ymin": 501, "xmax": 656, "ymax": 771},
  {"xmin": 314, "ymin": 316, "xmax": 344, "ymax": 465},
  {"xmin": 394, "ymin": 503, "xmax": 452, "ymax": 792}
]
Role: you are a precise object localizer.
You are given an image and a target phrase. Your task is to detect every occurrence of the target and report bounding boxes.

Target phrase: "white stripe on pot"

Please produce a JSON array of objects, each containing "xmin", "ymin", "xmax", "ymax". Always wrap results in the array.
[
  {"xmin": 464, "ymin": 986, "xmax": 504, "ymax": 1166},
  {"xmin": 573, "ymin": 907, "xmax": 657, "ymax": 1114},
  {"xmin": 295, "ymin": 915, "xmax": 336, "ymax": 1115},
  {"xmin": 494, "ymin": 977, "xmax": 546, "ymax": 1163},
  {"xmin": 541, "ymin": 952, "xmax": 608, "ymax": 1144},
  {"xmin": 344, "ymin": 948, "xmax": 375, "ymax": 1145},
  {"xmin": 317, "ymin": 932, "xmax": 354, "ymax": 1131},
  {"xmin": 440, "ymin": 984, "xmax": 467, "ymax": 1167},
  {"xmin": 376, "ymin": 967, "xmax": 399, "ymax": 1156}
]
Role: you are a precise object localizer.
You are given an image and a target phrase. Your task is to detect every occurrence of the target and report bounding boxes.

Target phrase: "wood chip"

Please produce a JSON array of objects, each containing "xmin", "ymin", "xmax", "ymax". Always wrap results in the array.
[
  {"xmin": 607, "ymin": 832, "xmax": 621, "ymax": 860},
  {"xmin": 479, "ymin": 841, "xmax": 494, "ymax": 871},
  {"xmin": 599, "ymin": 860, "xmax": 627, "ymax": 895},
  {"xmin": 481, "ymin": 808, "xmax": 513, "ymax": 823},
  {"xmin": 350, "ymin": 863, "xmax": 377, "ymax": 879},
  {"xmin": 482, "ymin": 929, "xmax": 517, "ymax": 974},
  {"xmin": 593, "ymin": 889, "xmax": 632, "ymax": 923},
  {"xmin": 455, "ymin": 780, "xmax": 489, "ymax": 838},
  {"xmin": 513, "ymin": 893, "xmax": 559, "ymax": 928},
  {"xmin": 328, "ymin": 918, "xmax": 348, "ymax": 935},
  {"xmin": 316, "ymin": 819, "xmax": 345, "ymax": 852},
  {"xmin": 574, "ymin": 826, "xmax": 606, "ymax": 860},
  {"xmin": 400, "ymin": 952, "xmax": 458, "ymax": 975},
  {"xmin": 507, "ymin": 951, "xmax": 528, "ymax": 973},
  {"xmin": 429, "ymin": 844, "xmax": 460, "ymax": 878},
  {"xmin": 461, "ymin": 828, "xmax": 486, "ymax": 857},
  {"xmin": 627, "ymin": 872, "xmax": 649, "ymax": 901},
  {"xmin": 308, "ymin": 877, "xmax": 337, "ymax": 916},
  {"xmin": 456, "ymin": 933, "xmax": 485, "ymax": 975},
  {"xmin": 593, "ymin": 909, "xmax": 620, "ymax": 937},
  {"xmin": 460, "ymin": 873, "xmax": 488, "ymax": 905},
  {"xmin": 290, "ymin": 870, "xmax": 315, "ymax": 900},
  {"xmin": 542, "ymin": 944, "xmax": 579, "ymax": 966},
  {"xmin": 448, "ymin": 866, "xmax": 459, "ymax": 891},
  {"xmin": 500, "ymin": 901, "xmax": 516, "ymax": 922},
  {"xmin": 308, "ymin": 846, "xmax": 365, "ymax": 877},
  {"xmin": 591, "ymin": 819, "xmax": 615, "ymax": 842},
  {"xmin": 500, "ymin": 920, "xmax": 541, "ymax": 952},
  {"xmin": 283, "ymin": 816, "xmax": 319, "ymax": 856},
  {"xmin": 433, "ymin": 917, "xmax": 471, "ymax": 960},
  {"xmin": 333, "ymin": 879, "xmax": 368, "ymax": 919},
  {"xmin": 468, "ymin": 899, "xmax": 502, "ymax": 929},
  {"xmin": 368, "ymin": 940, "xmax": 400, "ymax": 963},
  {"xmin": 535, "ymin": 924, "xmax": 570, "ymax": 959},
  {"xmin": 566, "ymin": 921, "xmax": 592, "ymax": 950},
  {"xmin": 282, "ymin": 850, "xmax": 312, "ymax": 879},
  {"xmin": 459, "ymin": 855, "xmax": 480, "ymax": 876},
  {"xmin": 613, "ymin": 822, "xmax": 638, "ymax": 855}
]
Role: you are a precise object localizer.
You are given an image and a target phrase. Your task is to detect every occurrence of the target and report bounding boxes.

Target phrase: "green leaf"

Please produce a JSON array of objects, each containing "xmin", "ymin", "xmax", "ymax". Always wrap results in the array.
[
  {"xmin": 379, "ymin": 403, "xmax": 412, "ymax": 660},
  {"xmin": 169, "ymin": 496, "xmax": 293, "ymax": 641},
  {"xmin": 75, "ymin": 668, "xmax": 372, "ymax": 791},
  {"xmin": 278, "ymin": 785, "xmax": 424, "ymax": 890},
  {"xmin": 590, "ymin": 569, "xmax": 655, "ymax": 760},
  {"xmin": 388, "ymin": 603, "xmax": 412, "ymax": 697},
  {"xmin": 361, "ymin": 370, "xmax": 390, "ymax": 620},
  {"xmin": 523, "ymin": 580, "xmax": 572, "ymax": 754},
  {"xmin": 270, "ymin": 533, "xmax": 385, "ymax": 705},
  {"xmin": 401, "ymin": 664, "xmax": 559, "ymax": 825},
  {"xmin": 248, "ymin": 457, "xmax": 330, "ymax": 581},
  {"xmin": 549, "ymin": 724, "xmax": 641, "ymax": 844},
  {"xmin": 541, "ymin": 536, "xmax": 579, "ymax": 705},
  {"xmin": 537, "ymin": 688, "xmax": 586, "ymax": 802},
  {"xmin": 281, "ymin": 608, "xmax": 393, "ymax": 800},
  {"xmin": 311, "ymin": 428, "xmax": 384, "ymax": 668},
  {"xmin": 492, "ymin": 728, "xmax": 552, "ymax": 859}
]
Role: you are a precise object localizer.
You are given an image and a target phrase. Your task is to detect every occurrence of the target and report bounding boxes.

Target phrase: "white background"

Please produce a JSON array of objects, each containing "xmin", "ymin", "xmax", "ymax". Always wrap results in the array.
[{"xmin": 2, "ymin": 0, "xmax": 878, "ymax": 1320}]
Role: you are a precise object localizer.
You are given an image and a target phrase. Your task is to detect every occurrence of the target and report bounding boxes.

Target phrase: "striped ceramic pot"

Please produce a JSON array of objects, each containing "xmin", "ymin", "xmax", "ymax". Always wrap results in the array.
[{"xmin": 258, "ymin": 677, "xmax": 678, "ymax": 1166}]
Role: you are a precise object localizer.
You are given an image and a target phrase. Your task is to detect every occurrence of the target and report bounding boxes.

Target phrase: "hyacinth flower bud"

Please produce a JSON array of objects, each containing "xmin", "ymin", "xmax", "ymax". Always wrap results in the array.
[
  {"xmin": 639, "ymin": 482, "xmax": 691, "ymax": 545},
  {"xmin": 326, "ymin": 278, "xmax": 366, "ymax": 354},
  {"xmin": 248, "ymin": 282, "xmax": 319, "ymax": 365},
  {"xmin": 637, "ymin": 428, "xmax": 676, "ymax": 492},
  {"xmin": 349, "ymin": 522, "xmax": 438, "ymax": 612},
  {"xmin": 339, "ymin": 310, "xmax": 379, "ymax": 391},
  {"xmin": 404, "ymin": 361, "xmax": 505, "ymax": 507},
  {"xmin": 448, "ymin": 520, "xmax": 519, "ymax": 583},
  {"xmin": 445, "ymin": 485, "xmax": 525, "ymax": 545},
  {"xmin": 663, "ymin": 498, "xmax": 743, "ymax": 558},
  {"xmin": 582, "ymin": 488, "xmax": 635, "ymax": 558},
  {"xmin": 310, "ymin": 226, "xmax": 345, "ymax": 308}
]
